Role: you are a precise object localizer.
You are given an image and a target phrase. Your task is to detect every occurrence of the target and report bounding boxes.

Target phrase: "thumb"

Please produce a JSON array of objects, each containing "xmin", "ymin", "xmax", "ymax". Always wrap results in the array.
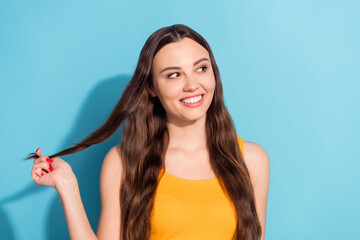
[{"xmin": 35, "ymin": 147, "xmax": 41, "ymax": 157}]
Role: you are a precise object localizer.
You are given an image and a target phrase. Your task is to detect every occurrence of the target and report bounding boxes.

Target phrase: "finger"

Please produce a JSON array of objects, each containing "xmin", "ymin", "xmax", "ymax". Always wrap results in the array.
[
  {"xmin": 32, "ymin": 162, "xmax": 51, "ymax": 173},
  {"xmin": 34, "ymin": 156, "xmax": 44, "ymax": 164},
  {"xmin": 35, "ymin": 148, "xmax": 41, "ymax": 157},
  {"xmin": 34, "ymin": 156, "xmax": 52, "ymax": 164},
  {"xmin": 32, "ymin": 167, "xmax": 45, "ymax": 180}
]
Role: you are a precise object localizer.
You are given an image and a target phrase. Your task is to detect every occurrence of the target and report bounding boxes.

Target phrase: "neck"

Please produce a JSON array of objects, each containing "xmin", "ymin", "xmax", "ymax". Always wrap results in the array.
[{"xmin": 166, "ymin": 114, "xmax": 207, "ymax": 151}]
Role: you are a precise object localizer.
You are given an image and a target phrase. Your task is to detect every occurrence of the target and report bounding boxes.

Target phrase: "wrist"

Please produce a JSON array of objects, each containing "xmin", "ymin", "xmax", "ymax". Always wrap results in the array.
[{"xmin": 55, "ymin": 174, "xmax": 79, "ymax": 194}]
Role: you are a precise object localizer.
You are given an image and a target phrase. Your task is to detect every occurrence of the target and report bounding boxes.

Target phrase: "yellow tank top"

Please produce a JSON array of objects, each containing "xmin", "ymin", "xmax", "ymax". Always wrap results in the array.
[{"xmin": 150, "ymin": 135, "xmax": 244, "ymax": 240}]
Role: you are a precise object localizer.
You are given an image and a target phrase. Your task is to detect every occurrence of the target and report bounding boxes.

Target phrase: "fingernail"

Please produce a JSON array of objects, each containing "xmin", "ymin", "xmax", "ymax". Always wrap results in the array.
[
  {"xmin": 36, "ymin": 148, "xmax": 40, "ymax": 154},
  {"xmin": 46, "ymin": 158, "xmax": 53, "ymax": 163},
  {"xmin": 41, "ymin": 172, "xmax": 44, "ymax": 176},
  {"xmin": 49, "ymin": 166, "xmax": 53, "ymax": 172}
]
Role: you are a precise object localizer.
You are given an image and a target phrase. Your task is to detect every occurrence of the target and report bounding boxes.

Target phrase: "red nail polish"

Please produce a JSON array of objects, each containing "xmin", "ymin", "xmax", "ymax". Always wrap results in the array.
[
  {"xmin": 46, "ymin": 158, "xmax": 53, "ymax": 163},
  {"xmin": 36, "ymin": 148, "xmax": 40, "ymax": 154},
  {"xmin": 41, "ymin": 172, "xmax": 44, "ymax": 176},
  {"xmin": 49, "ymin": 166, "xmax": 53, "ymax": 172}
]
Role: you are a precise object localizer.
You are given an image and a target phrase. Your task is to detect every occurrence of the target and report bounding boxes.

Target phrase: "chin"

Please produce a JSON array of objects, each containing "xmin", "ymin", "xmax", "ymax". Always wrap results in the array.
[{"xmin": 181, "ymin": 112, "xmax": 207, "ymax": 122}]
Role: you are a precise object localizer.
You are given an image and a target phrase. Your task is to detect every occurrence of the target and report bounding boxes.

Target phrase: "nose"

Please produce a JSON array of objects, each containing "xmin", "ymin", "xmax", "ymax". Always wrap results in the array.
[{"xmin": 183, "ymin": 75, "xmax": 199, "ymax": 92}]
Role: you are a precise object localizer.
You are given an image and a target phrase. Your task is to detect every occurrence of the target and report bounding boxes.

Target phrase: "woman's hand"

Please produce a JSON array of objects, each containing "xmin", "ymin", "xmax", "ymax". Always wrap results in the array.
[{"xmin": 31, "ymin": 148, "xmax": 77, "ymax": 191}]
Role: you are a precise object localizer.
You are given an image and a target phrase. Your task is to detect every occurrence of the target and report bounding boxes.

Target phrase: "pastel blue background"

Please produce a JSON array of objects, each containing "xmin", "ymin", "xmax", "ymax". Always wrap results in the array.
[{"xmin": 0, "ymin": 0, "xmax": 359, "ymax": 239}]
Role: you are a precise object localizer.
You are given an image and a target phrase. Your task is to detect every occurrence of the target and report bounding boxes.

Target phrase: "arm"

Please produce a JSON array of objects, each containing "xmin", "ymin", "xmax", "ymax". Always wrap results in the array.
[
  {"xmin": 56, "ymin": 178, "xmax": 98, "ymax": 240},
  {"xmin": 96, "ymin": 145, "xmax": 123, "ymax": 239},
  {"xmin": 55, "ymin": 145, "xmax": 123, "ymax": 240},
  {"xmin": 31, "ymin": 149, "xmax": 98, "ymax": 240},
  {"xmin": 243, "ymin": 141, "xmax": 270, "ymax": 240}
]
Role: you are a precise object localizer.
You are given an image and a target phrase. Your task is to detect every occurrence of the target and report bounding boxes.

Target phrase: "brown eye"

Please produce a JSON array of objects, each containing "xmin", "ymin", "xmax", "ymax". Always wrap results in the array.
[
  {"xmin": 168, "ymin": 72, "xmax": 180, "ymax": 79},
  {"xmin": 197, "ymin": 66, "xmax": 207, "ymax": 72}
]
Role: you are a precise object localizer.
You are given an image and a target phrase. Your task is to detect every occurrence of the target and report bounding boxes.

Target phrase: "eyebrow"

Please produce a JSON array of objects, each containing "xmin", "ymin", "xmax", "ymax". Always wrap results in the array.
[{"xmin": 159, "ymin": 57, "xmax": 210, "ymax": 74}]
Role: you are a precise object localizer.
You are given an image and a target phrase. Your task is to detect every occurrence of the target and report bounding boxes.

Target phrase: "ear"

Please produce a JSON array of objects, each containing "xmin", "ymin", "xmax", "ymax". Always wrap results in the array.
[{"xmin": 149, "ymin": 87, "xmax": 157, "ymax": 97}]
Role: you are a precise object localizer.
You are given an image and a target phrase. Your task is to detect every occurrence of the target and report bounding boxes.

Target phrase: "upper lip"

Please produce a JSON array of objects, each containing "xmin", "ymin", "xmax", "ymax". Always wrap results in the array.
[{"xmin": 180, "ymin": 94, "xmax": 204, "ymax": 101}]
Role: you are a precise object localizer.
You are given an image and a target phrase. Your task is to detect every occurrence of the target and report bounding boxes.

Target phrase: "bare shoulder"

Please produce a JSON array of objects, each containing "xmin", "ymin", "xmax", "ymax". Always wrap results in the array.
[
  {"xmin": 243, "ymin": 140, "xmax": 270, "ymax": 168},
  {"xmin": 102, "ymin": 144, "xmax": 123, "ymax": 171},
  {"xmin": 242, "ymin": 140, "xmax": 270, "ymax": 188},
  {"xmin": 99, "ymin": 144, "xmax": 123, "ymax": 208},
  {"xmin": 100, "ymin": 144, "xmax": 123, "ymax": 192}
]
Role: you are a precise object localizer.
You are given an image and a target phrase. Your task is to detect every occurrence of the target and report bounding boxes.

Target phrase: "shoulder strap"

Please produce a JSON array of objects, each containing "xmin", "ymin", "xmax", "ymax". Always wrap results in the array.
[{"xmin": 236, "ymin": 135, "xmax": 244, "ymax": 158}]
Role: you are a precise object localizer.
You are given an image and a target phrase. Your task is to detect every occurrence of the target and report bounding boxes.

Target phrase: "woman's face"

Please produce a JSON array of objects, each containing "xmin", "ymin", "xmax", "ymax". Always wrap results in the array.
[{"xmin": 150, "ymin": 37, "xmax": 216, "ymax": 124}]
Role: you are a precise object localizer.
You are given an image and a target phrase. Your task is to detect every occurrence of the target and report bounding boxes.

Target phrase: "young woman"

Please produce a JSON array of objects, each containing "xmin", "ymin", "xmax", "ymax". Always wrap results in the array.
[{"xmin": 26, "ymin": 24, "xmax": 270, "ymax": 240}]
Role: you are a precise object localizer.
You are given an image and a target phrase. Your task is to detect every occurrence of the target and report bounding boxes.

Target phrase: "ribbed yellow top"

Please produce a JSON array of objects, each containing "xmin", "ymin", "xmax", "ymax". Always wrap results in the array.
[{"xmin": 150, "ymin": 135, "xmax": 244, "ymax": 240}]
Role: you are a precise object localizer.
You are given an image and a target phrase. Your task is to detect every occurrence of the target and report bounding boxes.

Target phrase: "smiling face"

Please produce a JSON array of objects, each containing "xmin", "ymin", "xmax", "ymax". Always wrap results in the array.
[{"xmin": 150, "ymin": 37, "xmax": 216, "ymax": 124}]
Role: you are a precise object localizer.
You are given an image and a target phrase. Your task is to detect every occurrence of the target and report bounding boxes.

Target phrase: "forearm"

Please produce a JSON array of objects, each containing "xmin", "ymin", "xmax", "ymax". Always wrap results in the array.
[{"xmin": 56, "ymin": 179, "xmax": 98, "ymax": 240}]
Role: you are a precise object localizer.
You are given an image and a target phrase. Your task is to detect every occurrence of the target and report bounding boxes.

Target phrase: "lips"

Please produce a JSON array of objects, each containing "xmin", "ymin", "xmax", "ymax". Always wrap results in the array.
[
  {"xmin": 179, "ymin": 94, "xmax": 204, "ymax": 101},
  {"xmin": 179, "ymin": 93, "xmax": 205, "ymax": 107}
]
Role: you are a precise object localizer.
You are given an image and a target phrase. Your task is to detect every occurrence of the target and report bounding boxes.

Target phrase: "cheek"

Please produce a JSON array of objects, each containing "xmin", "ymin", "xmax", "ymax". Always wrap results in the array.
[
  {"xmin": 156, "ymin": 83, "xmax": 182, "ymax": 109},
  {"xmin": 158, "ymin": 82, "xmax": 181, "ymax": 99},
  {"xmin": 205, "ymin": 76, "xmax": 216, "ymax": 92}
]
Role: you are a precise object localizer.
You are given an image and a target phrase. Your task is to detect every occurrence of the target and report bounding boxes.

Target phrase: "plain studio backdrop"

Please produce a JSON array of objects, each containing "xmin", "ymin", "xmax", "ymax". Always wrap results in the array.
[{"xmin": 0, "ymin": 0, "xmax": 359, "ymax": 239}]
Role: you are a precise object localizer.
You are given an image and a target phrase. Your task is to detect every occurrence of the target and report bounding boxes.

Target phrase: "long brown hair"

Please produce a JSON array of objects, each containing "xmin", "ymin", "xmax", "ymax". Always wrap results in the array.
[{"xmin": 25, "ymin": 24, "xmax": 261, "ymax": 240}]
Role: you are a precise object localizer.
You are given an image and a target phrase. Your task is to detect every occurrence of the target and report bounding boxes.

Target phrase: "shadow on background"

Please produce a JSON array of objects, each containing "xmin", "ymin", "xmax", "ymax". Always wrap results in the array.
[{"xmin": 0, "ymin": 74, "xmax": 131, "ymax": 239}]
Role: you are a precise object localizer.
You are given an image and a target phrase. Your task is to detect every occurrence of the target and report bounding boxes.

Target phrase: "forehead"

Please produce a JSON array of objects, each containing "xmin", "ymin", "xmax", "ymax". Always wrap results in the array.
[{"xmin": 152, "ymin": 37, "xmax": 210, "ymax": 69}]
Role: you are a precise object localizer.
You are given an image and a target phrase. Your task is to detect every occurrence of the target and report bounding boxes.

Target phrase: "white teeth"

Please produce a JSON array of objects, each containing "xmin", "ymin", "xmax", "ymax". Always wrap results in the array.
[{"xmin": 181, "ymin": 94, "xmax": 202, "ymax": 104}]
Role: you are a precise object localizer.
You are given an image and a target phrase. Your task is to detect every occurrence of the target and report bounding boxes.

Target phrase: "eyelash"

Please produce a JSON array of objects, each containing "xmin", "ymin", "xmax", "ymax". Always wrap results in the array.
[{"xmin": 167, "ymin": 66, "xmax": 208, "ymax": 79}]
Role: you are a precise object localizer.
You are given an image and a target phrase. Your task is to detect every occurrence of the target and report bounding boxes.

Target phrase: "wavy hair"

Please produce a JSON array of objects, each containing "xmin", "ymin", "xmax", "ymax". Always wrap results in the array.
[{"xmin": 25, "ymin": 24, "xmax": 261, "ymax": 240}]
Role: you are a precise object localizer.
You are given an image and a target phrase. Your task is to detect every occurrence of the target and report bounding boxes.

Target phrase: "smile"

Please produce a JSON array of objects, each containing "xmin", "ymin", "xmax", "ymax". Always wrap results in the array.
[
  {"xmin": 180, "ymin": 94, "xmax": 203, "ymax": 103},
  {"xmin": 179, "ymin": 94, "xmax": 204, "ymax": 107}
]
